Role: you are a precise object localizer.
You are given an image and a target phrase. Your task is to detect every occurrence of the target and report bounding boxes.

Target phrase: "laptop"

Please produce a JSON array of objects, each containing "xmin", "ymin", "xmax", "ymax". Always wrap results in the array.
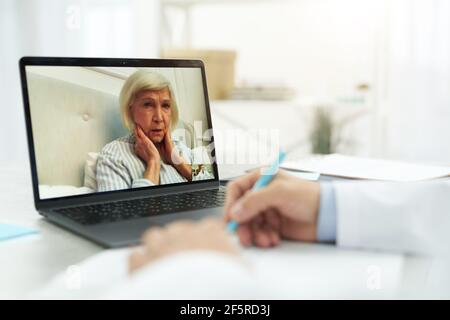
[{"xmin": 19, "ymin": 57, "xmax": 226, "ymax": 248}]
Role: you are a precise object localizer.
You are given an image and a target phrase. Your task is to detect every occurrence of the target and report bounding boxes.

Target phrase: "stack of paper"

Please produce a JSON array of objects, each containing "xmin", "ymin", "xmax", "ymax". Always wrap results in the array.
[{"xmin": 281, "ymin": 154, "xmax": 450, "ymax": 182}]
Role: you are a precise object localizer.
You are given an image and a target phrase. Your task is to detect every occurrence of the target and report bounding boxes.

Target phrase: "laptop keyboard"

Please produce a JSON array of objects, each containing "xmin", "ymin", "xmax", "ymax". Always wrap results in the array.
[{"xmin": 55, "ymin": 188, "xmax": 226, "ymax": 226}]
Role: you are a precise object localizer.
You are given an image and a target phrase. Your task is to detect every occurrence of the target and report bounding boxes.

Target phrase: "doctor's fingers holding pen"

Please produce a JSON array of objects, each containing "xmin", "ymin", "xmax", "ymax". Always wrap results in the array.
[{"xmin": 224, "ymin": 170, "xmax": 321, "ymax": 248}]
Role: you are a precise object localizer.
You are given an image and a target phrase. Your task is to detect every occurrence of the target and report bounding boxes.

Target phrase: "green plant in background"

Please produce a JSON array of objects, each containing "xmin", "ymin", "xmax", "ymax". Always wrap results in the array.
[
  {"xmin": 309, "ymin": 105, "xmax": 370, "ymax": 155},
  {"xmin": 309, "ymin": 107, "xmax": 337, "ymax": 154}
]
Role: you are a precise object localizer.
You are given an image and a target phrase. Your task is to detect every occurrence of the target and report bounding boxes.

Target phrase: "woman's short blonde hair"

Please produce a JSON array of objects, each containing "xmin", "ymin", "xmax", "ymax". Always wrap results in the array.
[{"xmin": 119, "ymin": 70, "xmax": 179, "ymax": 131}]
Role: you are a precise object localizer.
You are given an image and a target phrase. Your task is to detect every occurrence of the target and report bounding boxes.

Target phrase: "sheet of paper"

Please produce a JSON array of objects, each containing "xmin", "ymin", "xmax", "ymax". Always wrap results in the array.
[
  {"xmin": 0, "ymin": 224, "xmax": 38, "ymax": 242},
  {"xmin": 241, "ymin": 242, "xmax": 403, "ymax": 299},
  {"xmin": 286, "ymin": 171, "xmax": 320, "ymax": 181},
  {"xmin": 243, "ymin": 169, "xmax": 320, "ymax": 181},
  {"xmin": 281, "ymin": 154, "xmax": 450, "ymax": 182}
]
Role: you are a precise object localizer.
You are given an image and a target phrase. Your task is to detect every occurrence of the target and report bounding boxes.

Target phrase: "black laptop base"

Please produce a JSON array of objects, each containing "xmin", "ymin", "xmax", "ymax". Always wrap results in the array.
[{"xmin": 43, "ymin": 187, "xmax": 226, "ymax": 248}]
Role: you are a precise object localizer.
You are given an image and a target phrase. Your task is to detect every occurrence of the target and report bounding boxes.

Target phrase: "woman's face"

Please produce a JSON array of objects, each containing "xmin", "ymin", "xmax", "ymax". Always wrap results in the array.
[{"xmin": 130, "ymin": 88, "xmax": 172, "ymax": 144}]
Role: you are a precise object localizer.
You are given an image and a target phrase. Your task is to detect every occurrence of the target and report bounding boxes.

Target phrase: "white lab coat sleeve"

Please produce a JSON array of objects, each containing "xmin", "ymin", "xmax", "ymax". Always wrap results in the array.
[
  {"xmin": 99, "ymin": 250, "xmax": 264, "ymax": 299},
  {"xmin": 334, "ymin": 179, "xmax": 450, "ymax": 256}
]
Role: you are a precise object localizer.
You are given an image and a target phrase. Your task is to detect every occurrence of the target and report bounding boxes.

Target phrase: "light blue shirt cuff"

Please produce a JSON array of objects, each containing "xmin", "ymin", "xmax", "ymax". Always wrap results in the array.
[{"xmin": 317, "ymin": 182, "xmax": 337, "ymax": 243}]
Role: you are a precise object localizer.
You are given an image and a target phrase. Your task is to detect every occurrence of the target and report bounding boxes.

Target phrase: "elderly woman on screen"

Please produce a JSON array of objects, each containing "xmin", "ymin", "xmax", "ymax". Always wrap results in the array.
[{"xmin": 96, "ymin": 70, "xmax": 203, "ymax": 192}]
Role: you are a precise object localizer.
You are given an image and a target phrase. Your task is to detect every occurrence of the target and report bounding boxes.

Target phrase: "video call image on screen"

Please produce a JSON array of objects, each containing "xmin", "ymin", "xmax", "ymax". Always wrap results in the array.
[{"xmin": 25, "ymin": 66, "xmax": 216, "ymax": 200}]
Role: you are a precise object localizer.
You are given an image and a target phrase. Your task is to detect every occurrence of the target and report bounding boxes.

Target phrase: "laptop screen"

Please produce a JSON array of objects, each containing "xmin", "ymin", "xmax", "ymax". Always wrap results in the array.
[{"xmin": 24, "ymin": 63, "xmax": 216, "ymax": 200}]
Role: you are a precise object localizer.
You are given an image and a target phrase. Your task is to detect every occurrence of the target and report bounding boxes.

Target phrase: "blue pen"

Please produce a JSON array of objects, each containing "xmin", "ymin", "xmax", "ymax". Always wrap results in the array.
[{"xmin": 227, "ymin": 151, "xmax": 287, "ymax": 233}]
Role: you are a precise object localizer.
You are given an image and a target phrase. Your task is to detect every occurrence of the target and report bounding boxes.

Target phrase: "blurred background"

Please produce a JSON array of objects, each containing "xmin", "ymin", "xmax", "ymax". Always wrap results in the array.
[{"xmin": 1, "ymin": 0, "xmax": 449, "ymax": 168}]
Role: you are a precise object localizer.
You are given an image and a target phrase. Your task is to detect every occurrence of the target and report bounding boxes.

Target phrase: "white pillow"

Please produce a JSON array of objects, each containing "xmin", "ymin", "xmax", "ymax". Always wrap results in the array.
[
  {"xmin": 84, "ymin": 152, "xmax": 99, "ymax": 191},
  {"xmin": 39, "ymin": 185, "xmax": 94, "ymax": 199}
]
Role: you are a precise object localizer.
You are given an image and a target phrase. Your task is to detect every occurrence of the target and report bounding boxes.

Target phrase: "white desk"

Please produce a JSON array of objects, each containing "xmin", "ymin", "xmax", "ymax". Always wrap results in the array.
[
  {"xmin": 0, "ymin": 165, "xmax": 102, "ymax": 299},
  {"xmin": 0, "ymin": 164, "xmax": 433, "ymax": 299}
]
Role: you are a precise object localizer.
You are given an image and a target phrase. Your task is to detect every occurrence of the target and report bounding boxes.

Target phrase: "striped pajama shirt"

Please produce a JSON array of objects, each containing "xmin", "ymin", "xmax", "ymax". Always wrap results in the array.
[{"xmin": 96, "ymin": 133, "xmax": 212, "ymax": 192}]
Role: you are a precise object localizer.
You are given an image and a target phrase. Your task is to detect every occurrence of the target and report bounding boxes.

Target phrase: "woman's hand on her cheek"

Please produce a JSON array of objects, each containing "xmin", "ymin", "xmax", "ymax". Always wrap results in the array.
[
  {"xmin": 134, "ymin": 125, "xmax": 161, "ymax": 184},
  {"xmin": 134, "ymin": 125, "xmax": 160, "ymax": 164},
  {"xmin": 158, "ymin": 130, "xmax": 174, "ymax": 163},
  {"xmin": 225, "ymin": 170, "xmax": 321, "ymax": 247},
  {"xmin": 158, "ymin": 130, "xmax": 183, "ymax": 165},
  {"xmin": 129, "ymin": 218, "xmax": 238, "ymax": 274}
]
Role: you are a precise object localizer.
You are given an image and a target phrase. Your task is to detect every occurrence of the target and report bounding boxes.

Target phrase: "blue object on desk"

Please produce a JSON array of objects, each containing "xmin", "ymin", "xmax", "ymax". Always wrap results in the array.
[
  {"xmin": 227, "ymin": 151, "xmax": 287, "ymax": 233},
  {"xmin": 0, "ymin": 224, "xmax": 38, "ymax": 242}
]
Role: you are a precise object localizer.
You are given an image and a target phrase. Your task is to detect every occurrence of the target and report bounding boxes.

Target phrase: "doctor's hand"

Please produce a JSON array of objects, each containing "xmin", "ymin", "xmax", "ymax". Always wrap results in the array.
[
  {"xmin": 134, "ymin": 125, "xmax": 161, "ymax": 184},
  {"xmin": 129, "ymin": 218, "xmax": 238, "ymax": 274},
  {"xmin": 225, "ymin": 170, "xmax": 321, "ymax": 248}
]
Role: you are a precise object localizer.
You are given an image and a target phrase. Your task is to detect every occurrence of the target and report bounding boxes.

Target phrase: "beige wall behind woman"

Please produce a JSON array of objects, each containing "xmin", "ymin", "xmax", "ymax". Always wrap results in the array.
[
  {"xmin": 26, "ymin": 69, "xmax": 127, "ymax": 187},
  {"xmin": 31, "ymin": 66, "xmax": 209, "ymax": 137}
]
